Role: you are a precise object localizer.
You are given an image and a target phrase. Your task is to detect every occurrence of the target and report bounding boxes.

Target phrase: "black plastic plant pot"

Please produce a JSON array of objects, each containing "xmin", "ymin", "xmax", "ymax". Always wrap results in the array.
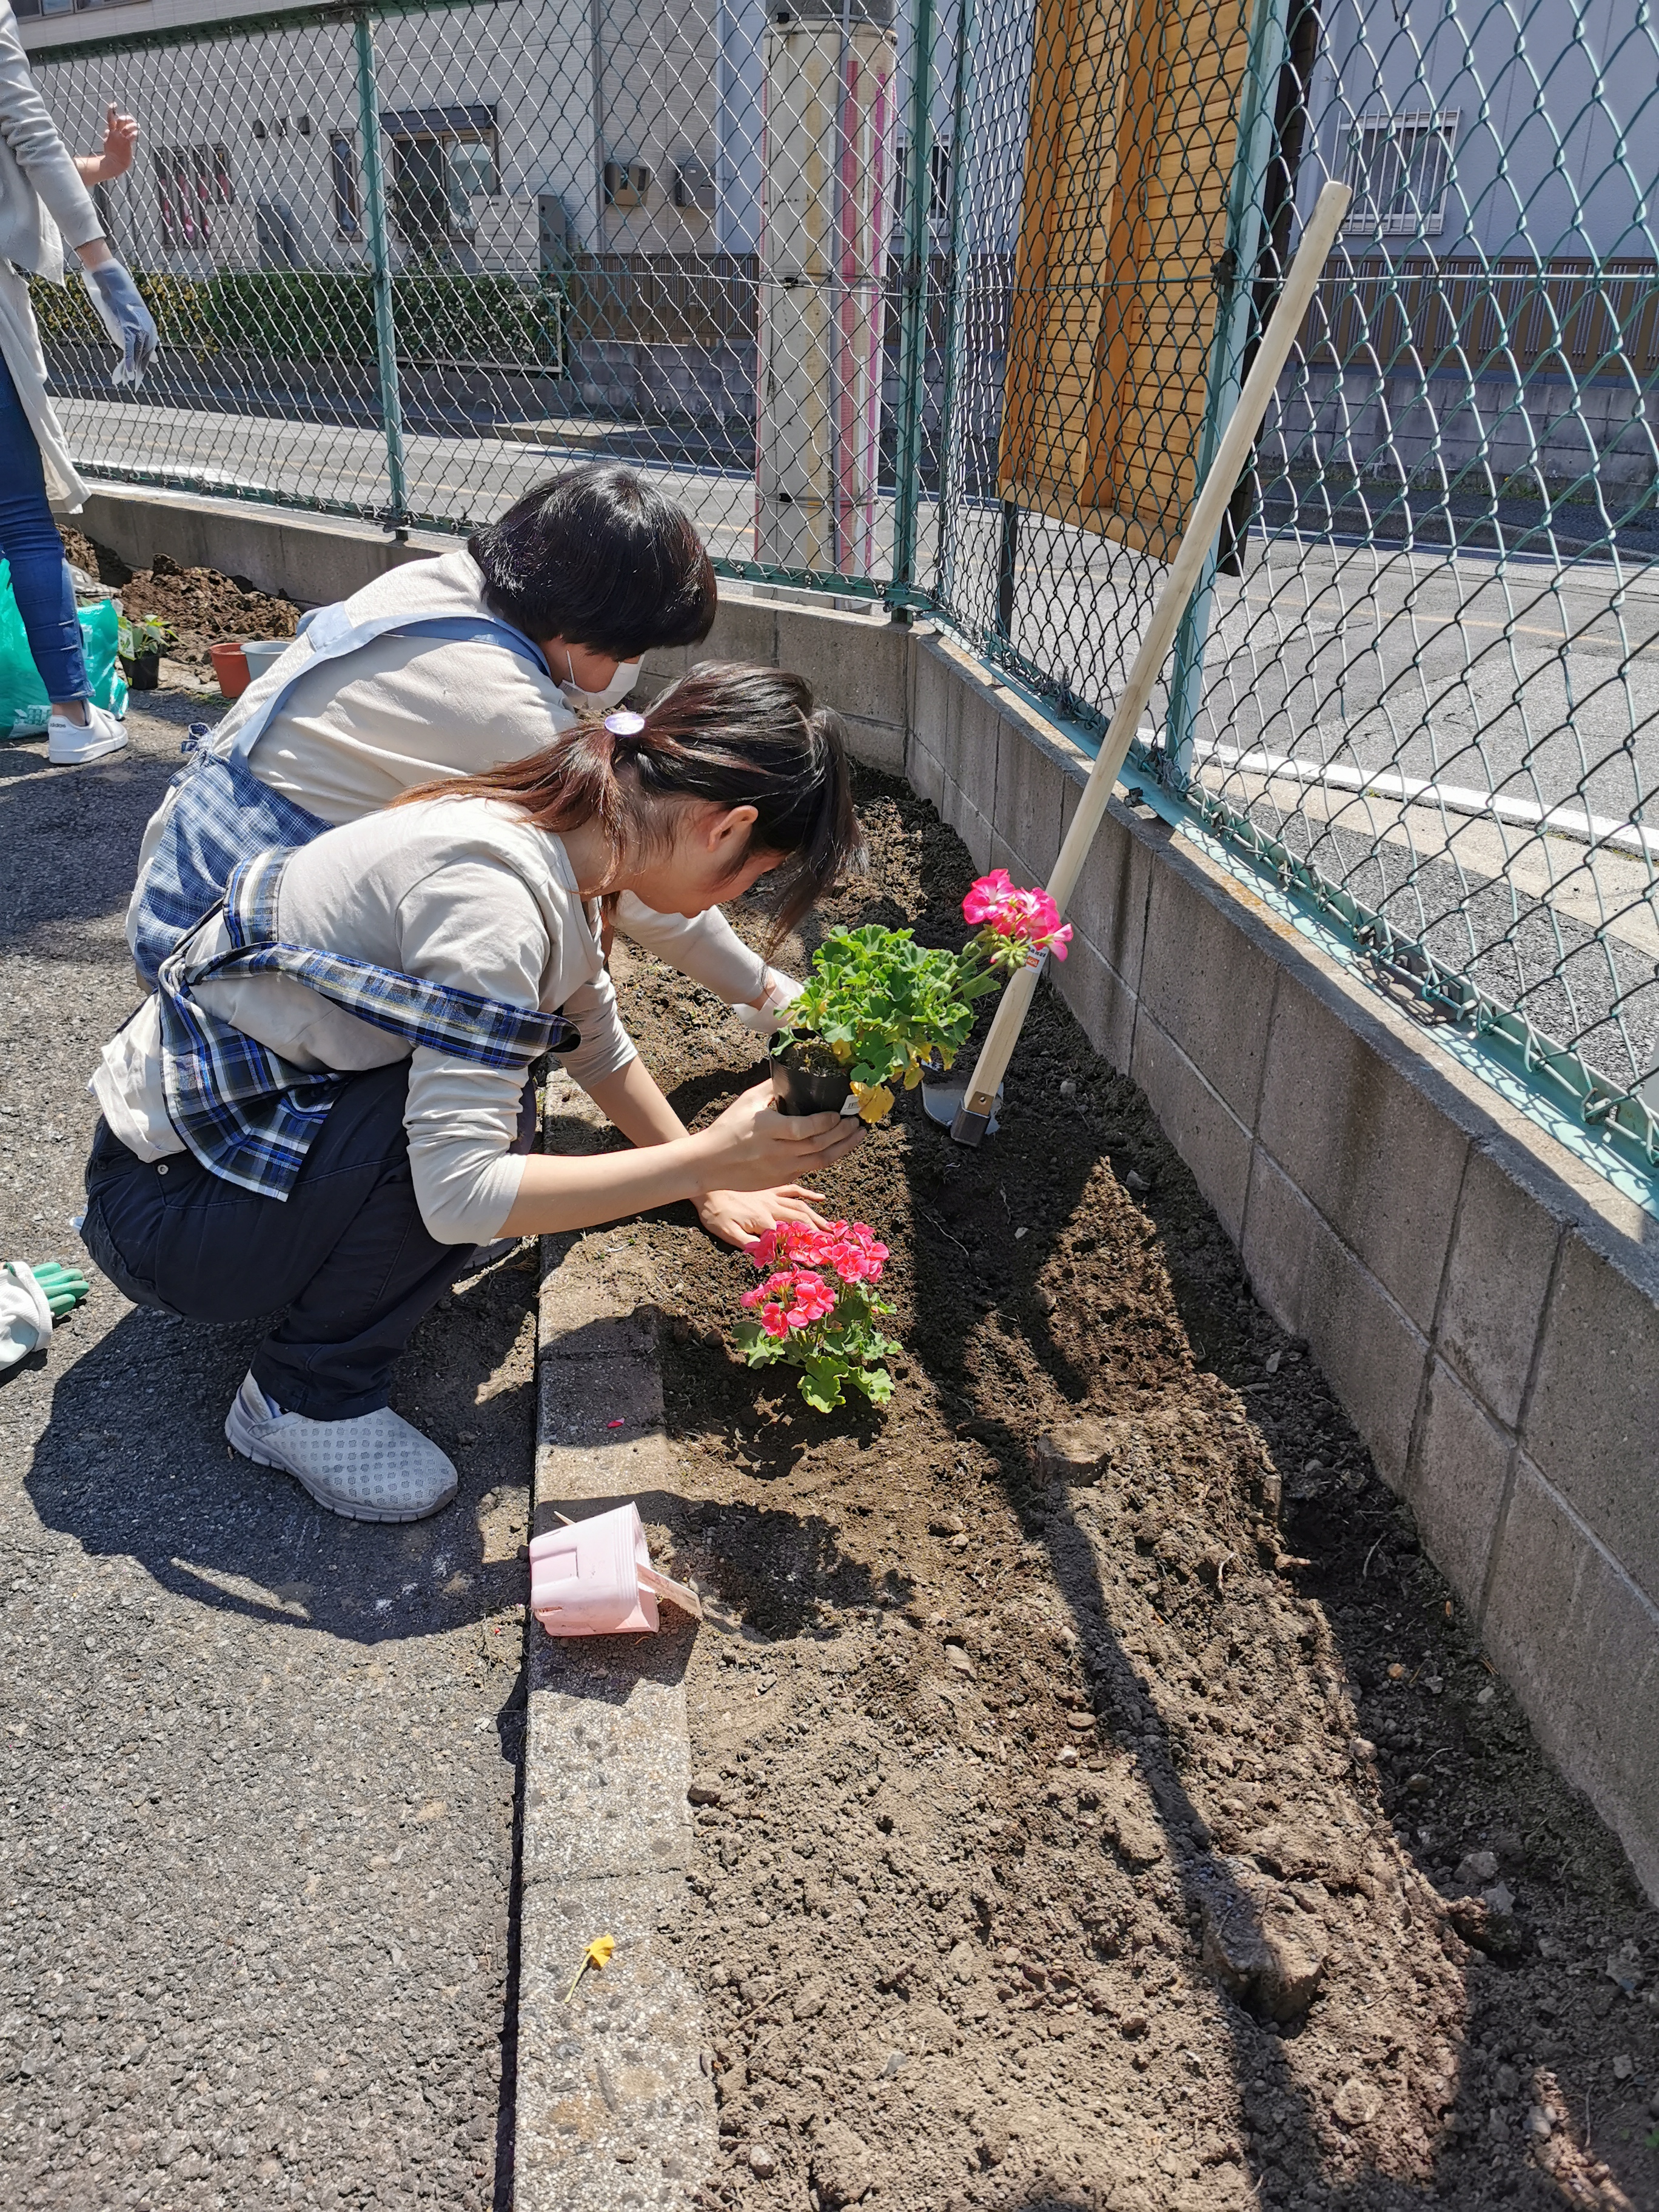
[
  {"xmin": 769, "ymin": 1042, "xmax": 853, "ymax": 1119},
  {"xmin": 121, "ymin": 649, "xmax": 161, "ymax": 691}
]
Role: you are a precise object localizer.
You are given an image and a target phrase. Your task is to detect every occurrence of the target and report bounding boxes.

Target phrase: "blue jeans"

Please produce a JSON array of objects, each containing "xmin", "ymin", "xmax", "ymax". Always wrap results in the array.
[{"xmin": 0, "ymin": 347, "xmax": 88, "ymax": 702}]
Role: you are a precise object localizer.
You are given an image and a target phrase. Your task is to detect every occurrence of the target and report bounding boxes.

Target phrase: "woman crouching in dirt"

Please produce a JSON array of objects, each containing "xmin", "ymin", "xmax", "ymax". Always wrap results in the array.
[{"xmin": 78, "ymin": 664, "xmax": 861, "ymax": 1524}]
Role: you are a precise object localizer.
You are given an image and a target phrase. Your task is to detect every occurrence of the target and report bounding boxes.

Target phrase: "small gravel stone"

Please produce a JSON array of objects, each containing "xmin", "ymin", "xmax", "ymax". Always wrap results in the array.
[
  {"xmin": 1456, "ymin": 1849, "xmax": 1500, "ymax": 1883},
  {"xmin": 749, "ymin": 2143, "xmax": 779, "ymax": 2177},
  {"xmin": 1033, "ymin": 1419, "xmax": 1116, "ymax": 1479},
  {"xmin": 688, "ymin": 1775, "xmax": 725, "ymax": 1806},
  {"xmin": 1194, "ymin": 1858, "xmax": 1327, "ymax": 2021}
]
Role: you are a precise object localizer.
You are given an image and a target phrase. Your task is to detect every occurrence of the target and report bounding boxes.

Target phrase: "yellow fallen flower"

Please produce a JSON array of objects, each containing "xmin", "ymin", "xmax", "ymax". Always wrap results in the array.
[
  {"xmin": 850, "ymin": 1080, "xmax": 896, "ymax": 1125},
  {"xmin": 563, "ymin": 1933, "xmax": 616, "ymax": 2002}
]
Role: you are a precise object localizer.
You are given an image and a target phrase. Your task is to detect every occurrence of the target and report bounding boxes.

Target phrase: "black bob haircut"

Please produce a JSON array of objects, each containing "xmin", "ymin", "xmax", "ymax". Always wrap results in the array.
[{"xmin": 469, "ymin": 463, "xmax": 718, "ymax": 657}]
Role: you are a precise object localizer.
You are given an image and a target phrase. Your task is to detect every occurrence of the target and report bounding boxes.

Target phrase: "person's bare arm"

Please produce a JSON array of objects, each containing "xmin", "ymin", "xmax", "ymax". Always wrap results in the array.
[
  {"xmin": 74, "ymin": 103, "xmax": 137, "ymax": 187},
  {"xmin": 577, "ymin": 1060, "xmax": 839, "ymax": 1245},
  {"xmin": 586, "ymin": 1054, "xmax": 694, "ymax": 1149},
  {"xmin": 499, "ymin": 1076, "xmax": 859, "ymax": 1241}
]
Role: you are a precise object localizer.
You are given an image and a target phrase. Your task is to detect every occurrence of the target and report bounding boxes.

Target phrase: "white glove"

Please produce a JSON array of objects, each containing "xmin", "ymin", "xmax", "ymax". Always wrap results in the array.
[
  {"xmin": 83, "ymin": 263, "xmax": 159, "ymax": 388},
  {"xmin": 0, "ymin": 1263, "xmax": 55, "ymax": 1370},
  {"xmin": 731, "ymin": 970, "xmax": 803, "ymax": 1034}
]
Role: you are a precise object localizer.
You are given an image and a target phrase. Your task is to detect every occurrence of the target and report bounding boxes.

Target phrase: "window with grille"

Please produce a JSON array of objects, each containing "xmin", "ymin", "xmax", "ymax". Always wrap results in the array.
[
  {"xmin": 330, "ymin": 133, "xmax": 362, "ymax": 240},
  {"xmin": 381, "ymin": 104, "xmax": 500, "ymax": 249},
  {"xmin": 155, "ymin": 144, "xmax": 232, "ymax": 249},
  {"xmin": 1343, "ymin": 110, "xmax": 1458, "ymax": 237},
  {"xmin": 892, "ymin": 138, "xmax": 953, "ymax": 234}
]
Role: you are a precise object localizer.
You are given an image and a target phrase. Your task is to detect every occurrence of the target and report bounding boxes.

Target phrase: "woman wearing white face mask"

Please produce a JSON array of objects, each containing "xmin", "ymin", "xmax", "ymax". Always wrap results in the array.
[
  {"xmin": 558, "ymin": 645, "xmax": 643, "ymax": 714},
  {"xmin": 124, "ymin": 464, "xmax": 803, "ymax": 1033}
]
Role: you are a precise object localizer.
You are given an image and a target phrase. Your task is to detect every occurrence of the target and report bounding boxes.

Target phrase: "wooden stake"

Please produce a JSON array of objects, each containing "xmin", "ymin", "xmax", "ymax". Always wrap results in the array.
[{"xmin": 954, "ymin": 179, "xmax": 1353, "ymax": 1138}]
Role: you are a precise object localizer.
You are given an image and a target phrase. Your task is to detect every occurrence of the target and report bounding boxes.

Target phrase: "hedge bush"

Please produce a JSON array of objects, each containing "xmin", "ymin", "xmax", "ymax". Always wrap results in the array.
[{"xmin": 30, "ymin": 268, "xmax": 562, "ymax": 370}]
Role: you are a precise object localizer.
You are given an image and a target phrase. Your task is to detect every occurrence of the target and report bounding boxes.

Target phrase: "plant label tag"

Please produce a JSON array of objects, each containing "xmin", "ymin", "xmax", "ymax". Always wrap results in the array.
[{"xmin": 839, "ymin": 1094, "xmax": 863, "ymax": 1117}]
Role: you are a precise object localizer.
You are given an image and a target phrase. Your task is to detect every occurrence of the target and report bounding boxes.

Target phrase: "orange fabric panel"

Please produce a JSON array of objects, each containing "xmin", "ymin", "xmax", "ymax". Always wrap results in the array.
[{"xmin": 999, "ymin": 0, "xmax": 1251, "ymax": 548}]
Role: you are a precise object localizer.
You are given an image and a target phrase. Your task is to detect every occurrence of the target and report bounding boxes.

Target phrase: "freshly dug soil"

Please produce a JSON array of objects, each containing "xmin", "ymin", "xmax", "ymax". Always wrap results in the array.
[
  {"xmin": 61, "ymin": 531, "xmax": 302, "ymax": 675},
  {"xmin": 601, "ymin": 763, "xmax": 1658, "ymax": 2212}
]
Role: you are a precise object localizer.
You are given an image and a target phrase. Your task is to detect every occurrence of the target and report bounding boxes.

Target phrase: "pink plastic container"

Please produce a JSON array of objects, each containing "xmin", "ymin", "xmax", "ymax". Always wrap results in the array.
[{"xmin": 529, "ymin": 1503, "xmax": 702, "ymax": 1637}]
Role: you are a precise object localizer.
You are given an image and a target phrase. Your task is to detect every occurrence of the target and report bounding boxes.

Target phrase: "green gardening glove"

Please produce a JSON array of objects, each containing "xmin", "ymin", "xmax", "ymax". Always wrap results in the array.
[{"xmin": 29, "ymin": 1261, "xmax": 90, "ymax": 1317}]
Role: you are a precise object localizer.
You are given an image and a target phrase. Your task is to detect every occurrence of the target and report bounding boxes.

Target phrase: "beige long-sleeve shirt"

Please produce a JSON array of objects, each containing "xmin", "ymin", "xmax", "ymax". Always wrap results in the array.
[
  {"xmin": 124, "ymin": 549, "xmax": 773, "ymax": 1009},
  {"xmin": 0, "ymin": 0, "xmax": 101, "ymax": 281},
  {"xmin": 0, "ymin": 0, "xmax": 99, "ymax": 509},
  {"xmin": 95, "ymin": 796, "xmax": 632, "ymax": 1246}
]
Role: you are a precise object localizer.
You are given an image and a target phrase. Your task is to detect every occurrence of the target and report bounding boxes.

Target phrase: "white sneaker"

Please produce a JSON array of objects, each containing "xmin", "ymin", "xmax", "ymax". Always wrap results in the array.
[
  {"xmin": 47, "ymin": 703, "xmax": 129, "ymax": 765},
  {"xmin": 224, "ymin": 1372, "xmax": 458, "ymax": 1523}
]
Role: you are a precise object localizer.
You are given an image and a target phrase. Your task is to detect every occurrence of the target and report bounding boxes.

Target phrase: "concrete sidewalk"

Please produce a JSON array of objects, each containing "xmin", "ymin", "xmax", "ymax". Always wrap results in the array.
[{"xmin": 0, "ymin": 700, "xmax": 535, "ymax": 2208}]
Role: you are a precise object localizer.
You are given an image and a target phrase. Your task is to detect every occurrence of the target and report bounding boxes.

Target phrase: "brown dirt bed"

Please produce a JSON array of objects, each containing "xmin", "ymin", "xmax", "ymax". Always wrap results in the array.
[
  {"xmin": 62, "ymin": 528, "xmax": 301, "ymax": 677},
  {"xmin": 592, "ymin": 762, "xmax": 1658, "ymax": 2212}
]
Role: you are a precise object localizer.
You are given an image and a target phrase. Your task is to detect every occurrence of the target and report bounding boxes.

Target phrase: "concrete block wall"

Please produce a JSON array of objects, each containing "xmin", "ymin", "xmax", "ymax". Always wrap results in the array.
[{"xmin": 84, "ymin": 485, "xmax": 1659, "ymax": 1902}]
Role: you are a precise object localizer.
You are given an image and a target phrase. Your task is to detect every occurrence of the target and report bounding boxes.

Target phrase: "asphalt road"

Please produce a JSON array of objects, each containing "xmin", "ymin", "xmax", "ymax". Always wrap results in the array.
[
  {"xmin": 52, "ymin": 391, "xmax": 1659, "ymax": 1080},
  {"xmin": 0, "ymin": 699, "xmax": 536, "ymax": 2210},
  {"xmin": 59, "ymin": 394, "xmax": 1657, "ymax": 827}
]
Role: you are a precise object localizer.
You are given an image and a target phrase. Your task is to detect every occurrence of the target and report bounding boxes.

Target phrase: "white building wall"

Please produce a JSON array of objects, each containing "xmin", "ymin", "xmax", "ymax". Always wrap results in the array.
[
  {"xmin": 26, "ymin": 0, "xmax": 598, "ymax": 275},
  {"xmin": 1305, "ymin": 0, "xmax": 1659, "ymax": 264}
]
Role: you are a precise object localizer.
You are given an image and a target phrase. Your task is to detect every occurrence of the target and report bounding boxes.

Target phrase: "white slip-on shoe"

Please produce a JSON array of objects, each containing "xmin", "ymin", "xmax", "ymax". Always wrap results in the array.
[
  {"xmin": 47, "ymin": 703, "xmax": 129, "ymax": 766},
  {"xmin": 224, "ymin": 1371, "xmax": 458, "ymax": 1523}
]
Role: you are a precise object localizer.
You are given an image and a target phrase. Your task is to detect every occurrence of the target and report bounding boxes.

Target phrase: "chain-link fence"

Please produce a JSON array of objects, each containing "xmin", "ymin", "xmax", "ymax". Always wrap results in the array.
[
  {"xmin": 23, "ymin": 0, "xmax": 1659, "ymax": 1193},
  {"xmin": 930, "ymin": 0, "xmax": 1659, "ymax": 1190}
]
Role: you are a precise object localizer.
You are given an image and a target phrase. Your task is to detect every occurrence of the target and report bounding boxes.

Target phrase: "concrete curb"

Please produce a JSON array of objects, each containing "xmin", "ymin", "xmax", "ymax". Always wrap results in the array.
[{"xmin": 513, "ymin": 1079, "xmax": 714, "ymax": 2210}]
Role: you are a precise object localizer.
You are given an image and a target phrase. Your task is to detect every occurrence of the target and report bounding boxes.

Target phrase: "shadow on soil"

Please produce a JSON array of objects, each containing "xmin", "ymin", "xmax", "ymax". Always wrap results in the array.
[{"xmin": 891, "ymin": 1021, "xmax": 1649, "ymax": 2208}]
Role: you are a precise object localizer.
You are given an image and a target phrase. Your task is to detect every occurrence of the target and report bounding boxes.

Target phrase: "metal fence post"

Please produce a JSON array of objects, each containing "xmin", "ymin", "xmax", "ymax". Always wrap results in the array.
[
  {"xmin": 1162, "ymin": 0, "xmax": 1290, "ymax": 771},
  {"xmin": 931, "ymin": 0, "xmax": 975, "ymax": 612},
  {"xmin": 890, "ymin": 0, "xmax": 937, "ymax": 609},
  {"xmin": 354, "ymin": 11, "xmax": 409, "ymax": 534}
]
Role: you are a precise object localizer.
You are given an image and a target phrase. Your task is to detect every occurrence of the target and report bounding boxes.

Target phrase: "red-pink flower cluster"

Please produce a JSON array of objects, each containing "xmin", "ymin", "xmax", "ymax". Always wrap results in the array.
[
  {"xmin": 747, "ymin": 1219, "xmax": 888, "ymax": 1285},
  {"xmin": 962, "ymin": 868, "xmax": 1073, "ymax": 959},
  {"xmin": 737, "ymin": 1221, "xmax": 889, "ymax": 1339},
  {"xmin": 740, "ymin": 1267, "xmax": 837, "ymax": 1339}
]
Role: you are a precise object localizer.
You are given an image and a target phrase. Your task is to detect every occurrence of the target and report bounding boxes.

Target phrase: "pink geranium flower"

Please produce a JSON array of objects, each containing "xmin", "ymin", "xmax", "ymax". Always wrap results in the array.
[
  {"xmin": 962, "ymin": 871, "xmax": 1073, "ymax": 960},
  {"xmin": 743, "ymin": 1264, "xmax": 837, "ymax": 1335},
  {"xmin": 784, "ymin": 1270, "xmax": 836, "ymax": 1327},
  {"xmin": 962, "ymin": 868, "xmax": 1016, "ymax": 927},
  {"xmin": 746, "ymin": 1219, "xmax": 890, "ymax": 1282},
  {"xmin": 823, "ymin": 1221, "xmax": 888, "ymax": 1283}
]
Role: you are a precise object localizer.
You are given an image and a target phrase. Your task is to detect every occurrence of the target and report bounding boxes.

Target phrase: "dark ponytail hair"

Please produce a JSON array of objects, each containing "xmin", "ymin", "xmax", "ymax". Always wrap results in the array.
[{"xmin": 397, "ymin": 662, "xmax": 861, "ymax": 942}]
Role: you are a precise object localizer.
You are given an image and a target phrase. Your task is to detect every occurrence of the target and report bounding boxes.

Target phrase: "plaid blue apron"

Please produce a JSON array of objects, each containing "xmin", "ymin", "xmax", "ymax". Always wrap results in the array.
[
  {"xmin": 131, "ymin": 604, "xmax": 549, "ymax": 987},
  {"xmin": 157, "ymin": 847, "xmax": 577, "ymax": 1201}
]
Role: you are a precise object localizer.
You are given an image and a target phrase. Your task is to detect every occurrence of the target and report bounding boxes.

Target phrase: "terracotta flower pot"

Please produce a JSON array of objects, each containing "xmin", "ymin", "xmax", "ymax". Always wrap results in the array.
[
  {"xmin": 769, "ymin": 1041, "xmax": 853, "ymax": 1118},
  {"xmin": 210, "ymin": 640, "xmax": 250, "ymax": 699}
]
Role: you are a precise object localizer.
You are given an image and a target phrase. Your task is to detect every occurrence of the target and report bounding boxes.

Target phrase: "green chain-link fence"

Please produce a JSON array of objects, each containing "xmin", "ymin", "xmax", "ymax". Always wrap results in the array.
[{"xmin": 22, "ymin": 0, "xmax": 1659, "ymax": 1197}]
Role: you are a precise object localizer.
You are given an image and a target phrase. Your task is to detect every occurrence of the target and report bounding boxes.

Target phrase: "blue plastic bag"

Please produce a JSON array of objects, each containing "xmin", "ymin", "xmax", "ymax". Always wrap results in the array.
[{"xmin": 0, "ymin": 559, "xmax": 129, "ymax": 737}]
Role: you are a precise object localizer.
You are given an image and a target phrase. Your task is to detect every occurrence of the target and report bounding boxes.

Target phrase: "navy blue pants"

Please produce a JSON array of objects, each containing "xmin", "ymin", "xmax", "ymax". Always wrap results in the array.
[
  {"xmin": 0, "ymin": 349, "xmax": 89, "ymax": 702},
  {"xmin": 80, "ymin": 1063, "xmax": 535, "ymax": 1419}
]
